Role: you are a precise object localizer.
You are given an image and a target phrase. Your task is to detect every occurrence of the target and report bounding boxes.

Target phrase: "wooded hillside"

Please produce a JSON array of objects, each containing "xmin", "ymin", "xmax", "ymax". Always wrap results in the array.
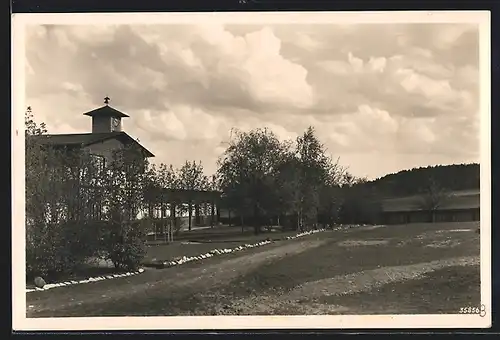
[{"xmin": 360, "ymin": 163, "xmax": 480, "ymax": 198}]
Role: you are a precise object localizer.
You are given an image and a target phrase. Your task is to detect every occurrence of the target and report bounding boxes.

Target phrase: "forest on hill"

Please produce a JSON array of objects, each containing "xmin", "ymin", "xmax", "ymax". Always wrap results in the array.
[{"xmin": 360, "ymin": 163, "xmax": 480, "ymax": 198}]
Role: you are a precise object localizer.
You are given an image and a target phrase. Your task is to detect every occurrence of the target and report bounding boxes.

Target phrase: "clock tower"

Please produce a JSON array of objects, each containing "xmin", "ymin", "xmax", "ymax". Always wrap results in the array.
[{"xmin": 83, "ymin": 97, "xmax": 130, "ymax": 134}]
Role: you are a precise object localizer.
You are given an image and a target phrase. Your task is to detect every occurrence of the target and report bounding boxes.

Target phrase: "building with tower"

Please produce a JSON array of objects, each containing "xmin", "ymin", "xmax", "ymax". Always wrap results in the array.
[
  {"xmin": 33, "ymin": 97, "xmax": 155, "ymax": 164},
  {"xmin": 30, "ymin": 97, "xmax": 222, "ymax": 236}
]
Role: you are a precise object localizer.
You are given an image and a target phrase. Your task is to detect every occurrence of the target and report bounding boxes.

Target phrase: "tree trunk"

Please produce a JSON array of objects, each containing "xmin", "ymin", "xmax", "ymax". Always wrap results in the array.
[
  {"xmin": 195, "ymin": 203, "xmax": 200, "ymax": 226},
  {"xmin": 161, "ymin": 202, "xmax": 166, "ymax": 243},
  {"xmin": 253, "ymin": 205, "xmax": 261, "ymax": 235},
  {"xmin": 228, "ymin": 209, "xmax": 232, "ymax": 227},
  {"xmin": 188, "ymin": 201, "xmax": 192, "ymax": 231},
  {"xmin": 210, "ymin": 202, "xmax": 215, "ymax": 228},
  {"xmin": 171, "ymin": 203, "xmax": 177, "ymax": 234}
]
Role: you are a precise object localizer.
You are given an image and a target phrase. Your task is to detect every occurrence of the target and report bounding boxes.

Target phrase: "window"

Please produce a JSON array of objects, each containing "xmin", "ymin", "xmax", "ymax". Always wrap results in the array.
[
  {"xmin": 90, "ymin": 154, "xmax": 106, "ymax": 174},
  {"xmin": 80, "ymin": 154, "xmax": 106, "ymax": 185}
]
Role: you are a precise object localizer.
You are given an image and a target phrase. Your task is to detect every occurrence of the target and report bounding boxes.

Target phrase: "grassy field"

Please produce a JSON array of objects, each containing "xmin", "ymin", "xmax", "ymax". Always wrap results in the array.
[
  {"xmin": 144, "ymin": 227, "xmax": 298, "ymax": 264},
  {"xmin": 26, "ymin": 221, "xmax": 481, "ymax": 317},
  {"xmin": 151, "ymin": 225, "xmax": 291, "ymax": 242}
]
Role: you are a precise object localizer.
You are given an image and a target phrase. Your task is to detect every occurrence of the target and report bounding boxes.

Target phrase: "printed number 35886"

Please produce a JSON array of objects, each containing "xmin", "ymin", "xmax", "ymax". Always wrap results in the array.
[{"xmin": 459, "ymin": 305, "xmax": 486, "ymax": 317}]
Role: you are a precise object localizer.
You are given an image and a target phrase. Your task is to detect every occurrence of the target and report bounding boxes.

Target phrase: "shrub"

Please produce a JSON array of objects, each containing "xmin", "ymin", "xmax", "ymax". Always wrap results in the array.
[
  {"xmin": 101, "ymin": 221, "xmax": 147, "ymax": 271},
  {"xmin": 26, "ymin": 221, "xmax": 103, "ymax": 281}
]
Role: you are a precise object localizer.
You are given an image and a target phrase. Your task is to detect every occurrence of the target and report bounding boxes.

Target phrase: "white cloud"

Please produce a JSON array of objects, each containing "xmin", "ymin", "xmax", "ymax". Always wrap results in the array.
[
  {"xmin": 25, "ymin": 23, "xmax": 480, "ymax": 179},
  {"xmin": 432, "ymin": 24, "xmax": 473, "ymax": 50},
  {"xmin": 294, "ymin": 32, "xmax": 322, "ymax": 51},
  {"xmin": 368, "ymin": 56, "xmax": 387, "ymax": 73},
  {"xmin": 348, "ymin": 52, "xmax": 364, "ymax": 73}
]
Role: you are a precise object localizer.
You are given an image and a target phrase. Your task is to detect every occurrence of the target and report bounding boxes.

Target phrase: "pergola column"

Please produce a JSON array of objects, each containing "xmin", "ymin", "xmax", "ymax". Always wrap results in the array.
[
  {"xmin": 210, "ymin": 200, "xmax": 215, "ymax": 227},
  {"xmin": 195, "ymin": 202, "xmax": 200, "ymax": 226}
]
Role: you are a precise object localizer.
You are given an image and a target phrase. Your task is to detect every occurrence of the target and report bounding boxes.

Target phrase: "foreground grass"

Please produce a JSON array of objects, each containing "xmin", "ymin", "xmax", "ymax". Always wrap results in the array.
[
  {"xmin": 180, "ymin": 222, "xmax": 481, "ymax": 315},
  {"xmin": 219, "ymin": 223, "xmax": 479, "ymax": 294},
  {"xmin": 319, "ymin": 264, "xmax": 480, "ymax": 315},
  {"xmin": 26, "ymin": 222, "xmax": 481, "ymax": 317},
  {"xmin": 26, "ymin": 234, "xmax": 324, "ymax": 317},
  {"xmin": 155, "ymin": 225, "xmax": 292, "ymax": 243},
  {"xmin": 144, "ymin": 229, "xmax": 298, "ymax": 263}
]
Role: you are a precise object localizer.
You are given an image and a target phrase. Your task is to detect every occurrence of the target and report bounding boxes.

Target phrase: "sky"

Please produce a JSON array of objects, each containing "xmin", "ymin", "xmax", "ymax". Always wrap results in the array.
[{"xmin": 24, "ymin": 22, "xmax": 480, "ymax": 180}]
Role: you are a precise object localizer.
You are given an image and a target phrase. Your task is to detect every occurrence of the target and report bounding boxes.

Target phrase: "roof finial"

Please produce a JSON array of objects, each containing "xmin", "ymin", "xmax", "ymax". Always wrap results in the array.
[{"xmin": 104, "ymin": 96, "xmax": 110, "ymax": 105}]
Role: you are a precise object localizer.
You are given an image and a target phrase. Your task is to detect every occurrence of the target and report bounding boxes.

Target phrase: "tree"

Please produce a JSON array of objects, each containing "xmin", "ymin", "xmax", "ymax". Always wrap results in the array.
[
  {"xmin": 176, "ymin": 160, "xmax": 209, "ymax": 231},
  {"xmin": 217, "ymin": 128, "xmax": 288, "ymax": 235},
  {"xmin": 418, "ymin": 177, "xmax": 451, "ymax": 223},
  {"xmin": 25, "ymin": 106, "xmax": 47, "ymax": 136},
  {"xmin": 25, "ymin": 107, "xmax": 105, "ymax": 278},
  {"xmin": 273, "ymin": 148, "xmax": 302, "ymax": 229},
  {"xmin": 317, "ymin": 158, "xmax": 347, "ymax": 228},
  {"xmin": 101, "ymin": 144, "xmax": 149, "ymax": 270},
  {"xmin": 295, "ymin": 126, "xmax": 331, "ymax": 230},
  {"xmin": 338, "ymin": 184, "xmax": 382, "ymax": 225}
]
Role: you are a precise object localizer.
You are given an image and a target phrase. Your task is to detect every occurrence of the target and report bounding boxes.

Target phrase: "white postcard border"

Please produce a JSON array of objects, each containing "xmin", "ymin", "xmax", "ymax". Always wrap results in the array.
[{"xmin": 11, "ymin": 10, "xmax": 492, "ymax": 330}]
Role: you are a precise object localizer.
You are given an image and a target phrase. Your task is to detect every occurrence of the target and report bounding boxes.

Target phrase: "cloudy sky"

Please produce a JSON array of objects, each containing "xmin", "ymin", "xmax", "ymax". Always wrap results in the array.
[{"xmin": 25, "ymin": 22, "xmax": 480, "ymax": 179}]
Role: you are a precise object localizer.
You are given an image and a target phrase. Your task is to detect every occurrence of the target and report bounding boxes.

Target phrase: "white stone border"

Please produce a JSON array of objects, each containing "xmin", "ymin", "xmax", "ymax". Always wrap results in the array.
[
  {"xmin": 285, "ymin": 228, "xmax": 326, "ymax": 240},
  {"xmin": 161, "ymin": 239, "xmax": 274, "ymax": 267},
  {"xmin": 26, "ymin": 268, "xmax": 145, "ymax": 293},
  {"xmin": 26, "ymin": 227, "xmax": 335, "ymax": 294},
  {"xmin": 162, "ymin": 228, "xmax": 328, "ymax": 267}
]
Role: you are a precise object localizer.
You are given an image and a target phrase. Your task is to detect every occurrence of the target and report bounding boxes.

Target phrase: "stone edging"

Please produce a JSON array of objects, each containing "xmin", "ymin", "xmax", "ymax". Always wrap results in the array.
[
  {"xmin": 26, "ymin": 227, "xmax": 335, "ymax": 294},
  {"xmin": 149, "ymin": 228, "xmax": 327, "ymax": 268},
  {"xmin": 285, "ymin": 228, "xmax": 326, "ymax": 240},
  {"xmin": 26, "ymin": 268, "xmax": 145, "ymax": 293}
]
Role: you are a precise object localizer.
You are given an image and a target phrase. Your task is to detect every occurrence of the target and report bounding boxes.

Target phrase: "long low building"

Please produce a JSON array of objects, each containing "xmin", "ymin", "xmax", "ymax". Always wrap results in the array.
[{"xmin": 380, "ymin": 190, "xmax": 480, "ymax": 225}]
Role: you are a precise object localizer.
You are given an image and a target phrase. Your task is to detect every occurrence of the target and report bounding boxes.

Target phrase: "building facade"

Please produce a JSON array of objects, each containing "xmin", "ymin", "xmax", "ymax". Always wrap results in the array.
[{"xmin": 380, "ymin": 191, "xmax": 480, "ymax": 225}]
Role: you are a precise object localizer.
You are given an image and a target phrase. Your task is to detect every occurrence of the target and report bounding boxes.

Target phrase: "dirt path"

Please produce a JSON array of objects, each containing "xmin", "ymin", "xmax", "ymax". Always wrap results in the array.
[
  {"xmin": 27, "ymin": 237, "xmax": 328, "ymax": 317},
  {"xmin": 210, "ymin": 256, "xmax": 480, "ymax": 315}
]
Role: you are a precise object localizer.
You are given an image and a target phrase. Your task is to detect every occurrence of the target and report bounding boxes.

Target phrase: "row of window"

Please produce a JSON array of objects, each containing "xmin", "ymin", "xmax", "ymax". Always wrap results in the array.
[
  {"xmin": 40, "ymin": 201, "xmax": 219, "ymax": 224},
  {"xmin": 148, "ymin": 203, "xmax": 217, "ymax": 219}
]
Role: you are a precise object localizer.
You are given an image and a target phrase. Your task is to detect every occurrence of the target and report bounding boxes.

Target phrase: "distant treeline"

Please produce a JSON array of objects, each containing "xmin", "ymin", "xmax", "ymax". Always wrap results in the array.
[{"xmin": 359, "ymin": 163, "xmax": 480, "ymax": 198}]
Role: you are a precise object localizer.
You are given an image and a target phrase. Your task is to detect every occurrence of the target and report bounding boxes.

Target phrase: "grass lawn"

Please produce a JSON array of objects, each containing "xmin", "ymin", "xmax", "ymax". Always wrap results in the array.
[
  {"xmin": 26, "ymin": 234, "xmax": 326, "ymax": 317},
  {"xmin": 154, "ymin": 224, "xmax": 295, "ymax": 243},
  {"xmin": 172, "ymin": 221, "xmax": 481, "ymax": 315},
  {"xmin": 144, "ymin": 227, "xmax": 300, "ymax": 263},
  {"xmin": 27, "ymin": 225, "xmax": 298, "ymax": 285},
  {"xmin": 318, "ymin": 264, "xmax": 480, "ymax": 314},
  {"xmin": 26, "ymin": 221, "xmax": 481, "ymax": 317}
]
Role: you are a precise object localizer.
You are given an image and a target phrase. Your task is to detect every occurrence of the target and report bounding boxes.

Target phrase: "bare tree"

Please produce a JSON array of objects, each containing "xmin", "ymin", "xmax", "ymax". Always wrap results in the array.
[{"xmin": 418, "ymin": 177, "xmax": 451, "ymax": 223}]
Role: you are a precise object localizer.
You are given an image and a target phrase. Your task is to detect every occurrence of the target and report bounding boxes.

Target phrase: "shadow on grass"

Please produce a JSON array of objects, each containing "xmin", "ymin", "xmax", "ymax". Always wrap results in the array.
[
  {"xmin": 319, "ymin": 265, "xmax": 481, "ymax": 314},
  {"xmin": 207, "ymin": 223, "xmax": 480, "ymax": 304}
]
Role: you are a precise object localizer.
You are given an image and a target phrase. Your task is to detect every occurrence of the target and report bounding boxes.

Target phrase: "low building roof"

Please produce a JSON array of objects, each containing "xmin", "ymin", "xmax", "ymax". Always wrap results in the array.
[{"xmin": 381, "ymin": 190, "xmax": 480, "ymax": 212}]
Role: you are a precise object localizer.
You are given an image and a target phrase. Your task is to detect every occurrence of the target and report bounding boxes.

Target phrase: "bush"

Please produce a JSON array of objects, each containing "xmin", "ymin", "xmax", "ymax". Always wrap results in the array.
[
  {"xmin": 101, "ymin": 221, "xmax": 147, "ymax": 271},
  {"xmin": 26, "ymin": 221, "xmax": 102, "ymax": 281},
  {"xmin": 338, "ymin": 197, "xmax": 382, "ymax": 225}
]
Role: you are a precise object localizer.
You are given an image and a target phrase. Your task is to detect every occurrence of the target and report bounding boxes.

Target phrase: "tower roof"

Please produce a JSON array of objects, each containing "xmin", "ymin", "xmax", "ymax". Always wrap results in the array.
[{"xmin": 83, "ymin": 105, "xmax": 130, "ymax": 118}]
